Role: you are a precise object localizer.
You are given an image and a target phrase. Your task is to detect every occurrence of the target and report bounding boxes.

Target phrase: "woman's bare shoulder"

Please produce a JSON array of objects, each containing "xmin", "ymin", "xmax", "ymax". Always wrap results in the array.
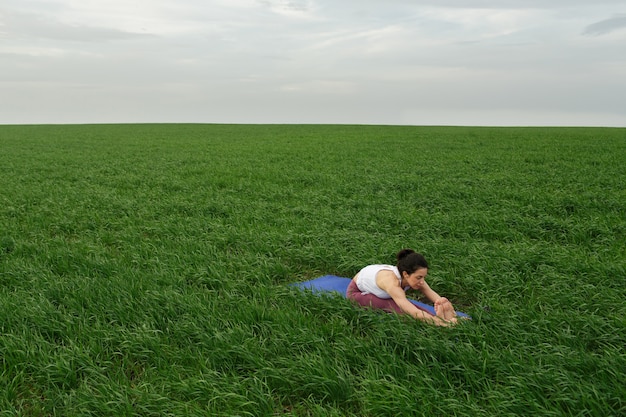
[{"xmin": 375, "ymin": 269, "xmax": 400, "ymax": 285}]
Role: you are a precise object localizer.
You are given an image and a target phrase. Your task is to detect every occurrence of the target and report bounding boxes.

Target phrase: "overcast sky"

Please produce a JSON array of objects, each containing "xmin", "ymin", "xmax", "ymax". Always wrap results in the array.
[{"xmin": 1, "ymin": 0, "xmax": 625, "ymax": 126}]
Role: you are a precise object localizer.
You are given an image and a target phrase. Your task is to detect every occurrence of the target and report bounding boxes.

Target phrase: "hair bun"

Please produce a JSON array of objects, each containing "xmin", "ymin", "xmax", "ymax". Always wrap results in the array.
[{"xmin": 396, "ymin": 248, "xmax": 416, "ymax": 261}]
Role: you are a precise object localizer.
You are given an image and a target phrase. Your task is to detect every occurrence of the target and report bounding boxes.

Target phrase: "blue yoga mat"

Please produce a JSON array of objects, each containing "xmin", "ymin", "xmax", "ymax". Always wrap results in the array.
[{"xmin": 292, "ymin": 275, "xmax": 470, "ymax": 319}]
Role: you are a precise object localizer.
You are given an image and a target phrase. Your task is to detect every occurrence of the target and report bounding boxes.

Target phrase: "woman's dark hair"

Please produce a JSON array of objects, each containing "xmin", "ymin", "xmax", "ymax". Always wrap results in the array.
[{"xmin": 396, "ymin": 249, "xmax": 429, "ymax": 276}]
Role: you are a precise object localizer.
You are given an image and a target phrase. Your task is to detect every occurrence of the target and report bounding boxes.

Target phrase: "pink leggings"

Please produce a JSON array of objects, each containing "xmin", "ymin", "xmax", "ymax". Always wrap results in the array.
[
  {"xmin": 346, "ymin": 279, "xmax": 405, "ymax": 314},
  {"xmin": 346, "ymin": 279, "xmax": 434, "ymax": 315}
]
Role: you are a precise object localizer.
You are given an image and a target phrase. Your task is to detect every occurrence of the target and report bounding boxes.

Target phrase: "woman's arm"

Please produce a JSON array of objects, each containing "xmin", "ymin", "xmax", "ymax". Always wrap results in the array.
[
  {"xmin": 385, "ymin": 286, "xmax": 452, "ymax": 326},
  {"xmin": 418, "ymin": 281, "xmax": 441, "ymax": 304},
  {"xmin": 419, "ymin": 281, "xmax": 458, "ymax": 321},
  {"xmin": 377, "ymin": 272, "xmax": 453, "ymax": 326}
]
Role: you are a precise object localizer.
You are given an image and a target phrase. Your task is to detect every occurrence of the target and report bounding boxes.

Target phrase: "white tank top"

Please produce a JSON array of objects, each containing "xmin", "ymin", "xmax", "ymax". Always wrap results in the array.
[{"xmin": 355, "ymin": 264, "xmax": 403, "ymax": 299}]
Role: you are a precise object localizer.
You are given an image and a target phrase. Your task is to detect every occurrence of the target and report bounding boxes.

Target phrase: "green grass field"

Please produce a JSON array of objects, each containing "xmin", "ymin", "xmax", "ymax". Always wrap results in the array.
[{"xmin": 1, "ymin": 124, "xmax": 625, "ymax": 416}]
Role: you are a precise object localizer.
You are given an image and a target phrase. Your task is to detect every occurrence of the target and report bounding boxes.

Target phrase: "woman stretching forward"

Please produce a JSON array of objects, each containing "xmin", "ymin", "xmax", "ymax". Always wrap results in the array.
[{"xmin": 347, "ymin": 249, "xmax": 458, "ymax": 326}]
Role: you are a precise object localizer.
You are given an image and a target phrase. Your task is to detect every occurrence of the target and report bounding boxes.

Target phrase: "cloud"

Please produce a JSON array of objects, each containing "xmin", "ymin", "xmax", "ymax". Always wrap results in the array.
[
  {"xmin": 334, "ymin": 0, "xmax": 625, "ymax": 10},
  {"xmin": 1, "ymin": 0, "xmax": 625, "ymax": 126},
  {"xmin": 258, "ymin": 0, "xmax": 316, "ymax": 17},
  {"xmin": 0, "ymin": 9, "xmax": 154, "ymax": 43},
  {"xmin": 583, "ymin": 15, "xmax": 626, "ymax": 36},
  {"xmin": 280, "ymin": 79, "xmax": 357, "ymax": 94}
]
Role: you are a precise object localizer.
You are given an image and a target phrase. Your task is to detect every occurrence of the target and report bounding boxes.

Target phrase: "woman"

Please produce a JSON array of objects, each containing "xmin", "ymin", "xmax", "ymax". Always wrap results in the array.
[{"xmin": 347, "ymin": 249, "xmax": 458, "ymax": 326}]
